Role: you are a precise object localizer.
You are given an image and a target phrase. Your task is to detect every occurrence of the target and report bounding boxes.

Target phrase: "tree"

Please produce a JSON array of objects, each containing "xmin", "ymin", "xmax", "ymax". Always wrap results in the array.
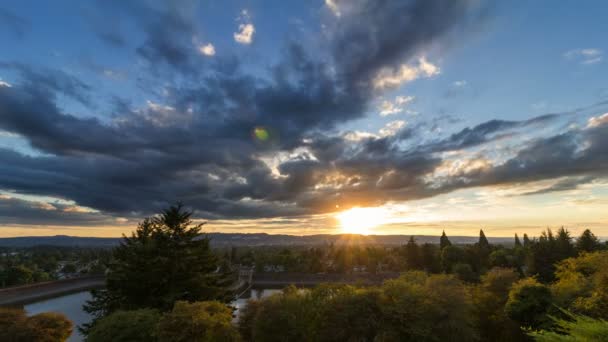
[
  {"xmin": 315, "ymin": 288, "xmax": 383, "ymax": 341},
  {"xmin": 529, "ymin": 310, "xmax": 608, "ymax": 341},
  {"xmin": 551, "ymin": 251, "xmax": 608, "ymax": 318},
  {"xmin": 515, "ymin": 234, "xmax": 522, "ymax": 247},
  {"xmin": 505, "ymin": 278, "xmax": 553, "ymax": 330},
  {"xmin": 156, "ymin": 301, "xmax": 240, "ymax": 342},
  {"xmin": 452, "ymin": 263, "xmax": 477, "ymax": 282},
  {"xmin": 403, "ymin": 236, "xmax": 422, "ymax": 270},
  {"xmin": 440, "ymin": 245, "xmax": 466, "ymax": 273},
  {"xmin": 523, "ymin": 234, "xmax": 531, "ymax": 248},
  {"xmin": 420, "ymin": 243, "xmax": 441, "ymax": 273},
  {"xmin": 472, "ymin": 268, "xmax": 525, "ymax": 341},
  {"xmin": 555, "ymin": 227, "xmax": 575, "ymax": 260},
  {"xmin": 379, "ymin": 272, "xmax": 477, "ymax": 341},
  {"xmin": 440, "ymin": 230, "xmax": 452, "ymax": 249},
  {"xmin": 478, "ymin": 229, "xmax": 490, "ymax": 250},
  {"xmin": 84, "ymin": 204, "xmax": 232, "ymax": 330},
  {"xmin": 5, "ymin": 265, "xmax": 33, "ymax": 286},
  {"xmin": 0, "ymin": 308, "xmax": 72, "ymax": 342},
  {"xmin": 86, "ymin": 309, "xmax": 161, "ymax": 342},
  {"xmin": 576, "ymin": 229, "xmax": 601, "ymax": 253}
]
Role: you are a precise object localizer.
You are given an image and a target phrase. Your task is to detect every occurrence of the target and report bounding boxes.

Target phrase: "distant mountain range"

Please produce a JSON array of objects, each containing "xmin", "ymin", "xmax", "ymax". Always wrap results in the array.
[{"xmin": 0, "ymin": 233, "xmax": 515, "ymax": 248}]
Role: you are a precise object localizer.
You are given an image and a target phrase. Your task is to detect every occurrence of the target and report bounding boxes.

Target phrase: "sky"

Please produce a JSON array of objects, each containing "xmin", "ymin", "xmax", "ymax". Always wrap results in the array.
[{"xmin": 0, "ymin": 0, "xmax": 607, "ymax": 238}]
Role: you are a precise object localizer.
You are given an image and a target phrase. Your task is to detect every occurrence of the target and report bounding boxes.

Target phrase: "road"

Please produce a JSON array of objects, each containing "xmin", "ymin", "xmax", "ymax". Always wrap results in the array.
[{"xmin": 0, "ymin": 276, "xmax": 105, "ymax": 306}]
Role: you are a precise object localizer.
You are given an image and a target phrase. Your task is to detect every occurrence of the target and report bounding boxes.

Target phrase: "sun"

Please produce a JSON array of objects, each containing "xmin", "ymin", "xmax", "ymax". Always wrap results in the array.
[{"xmin": 336, "ymin": 207, "xmax": 387, "ymax": 235}]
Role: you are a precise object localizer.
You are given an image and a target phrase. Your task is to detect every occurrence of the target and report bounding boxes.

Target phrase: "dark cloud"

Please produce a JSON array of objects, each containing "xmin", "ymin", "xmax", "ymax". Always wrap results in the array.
[
  {"xmin": 517, "ymin": 176, "xmax": 596, "ymax": 196},
  {"xmin": 0, "ymin": 195, "xmax": 125, "ymax": 226},
  {"xmin": 11, "ymin": 0, "xmax": 607, "ymax": 226}
]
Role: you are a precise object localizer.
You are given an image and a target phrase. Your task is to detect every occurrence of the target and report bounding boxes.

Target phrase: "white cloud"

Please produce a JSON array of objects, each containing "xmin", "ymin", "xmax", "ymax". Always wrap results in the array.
[
  {"xmin": 379, "ymin": 95, "xmax": 415, "ymax": 116},
  {"xmin": 587, "ymin": 113, "xmax": 608, "ymax": 128},
  {"xmin": 379, "ymin": 120, "xmax": 406, "ymax": 137},
  {"xmin": 452, "ymin": 80, "xmax": 467, "ymax": 87},
  {"xmin": 343, "ymin": 131, "xmax": 378, "ymax": 141},
  {"xmin": 325, "ymin": 0, "xmax": 341, "ymax": 17},
  {"xmin": 373, "ymin": 57, "xmax": 440, "ymax": 89},
  {"xmin": 0, "ymin": 79, "xmax": 11, "ymax": 87},
  {"xmin": 234, "ymin": 24, "xmax": 255, "ymax": 44},
  {"xmin": 234, "ymin": 10, "xmax": 255, "ymax": 45},
  {"xmin": 564, "ymin": 48, "xmax": 603, "ymax": 65},
  {"xmin": 199, "ymin": 43, "xmax": 216, "ymax": 56}
]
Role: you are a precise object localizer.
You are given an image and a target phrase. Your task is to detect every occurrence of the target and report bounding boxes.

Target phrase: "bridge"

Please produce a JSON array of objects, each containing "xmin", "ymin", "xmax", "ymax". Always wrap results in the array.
[
  {"xmin": 0, "ymin": 275, "xmax": 105, "ymax": 306},
  {"xmin": 0, "ymin": 270, "xmax": 401, "ymax": 305}
]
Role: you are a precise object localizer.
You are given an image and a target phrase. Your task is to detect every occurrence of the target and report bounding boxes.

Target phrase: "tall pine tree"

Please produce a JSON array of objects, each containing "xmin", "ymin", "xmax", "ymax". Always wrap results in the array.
[
  {"xmin": 514, "ymin": 234, "xmax": 522, "ymax": 247},
  {"xmin": 83, "ymin": 204, "xmax": 232, "ymax": 331},
  {"xmin": 478, "ymin": 230, "xmax": 490, "ymax": 249},
  {"xmin": 523, "ymin": 234, "xmax": 531, "ymax": 248},
  {"xmin": 404, "ymin": 236, "xmax": 422, "ymax": 270},
  {"xmin": 440, "ymin": 231, "xmax": 452, "ymax": 249}
]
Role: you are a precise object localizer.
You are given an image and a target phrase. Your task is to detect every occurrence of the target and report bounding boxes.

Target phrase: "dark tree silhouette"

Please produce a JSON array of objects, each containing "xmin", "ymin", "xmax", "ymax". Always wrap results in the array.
[
  {"xmin": 576, "ymin": 229, "xmax": 602, "ymax": 253},
  {"xmin": 440, "ymin": 231, "xmax": 452, "ymax": 249},
  {"xmin": 478, "ymin": 229, "xmax": 490, "ymax": 249},
  {"xmin": 83, "ymin": 204, "xmax": 232, "ymax": 333},
  {"xmin": 514, "ymin": 234, "xmax": 522, "ymax": 247},
  {"xmin": 523, "ymin": 234, "xmax": 531, "ymax": 248}
]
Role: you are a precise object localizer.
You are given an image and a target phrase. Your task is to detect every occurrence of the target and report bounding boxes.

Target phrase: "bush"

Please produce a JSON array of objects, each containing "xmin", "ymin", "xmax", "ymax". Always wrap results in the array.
[
  {"xmin": 86, "ymin": 309, "xmax": 161, "ymax": 342},
  {"xmin": 0, "ymin": 308, "xmax": 72, "ymax": 342},
  {"xmin": 156, "ymin": 301, "xmax": 240, "ymax": 342},
  {"xmin": 529, "ymin": 310, "xmax": 608, "ymax": 341},
  {"xmin": 505, "ymin": 278, "xmax": 552, "ymax": 329}
]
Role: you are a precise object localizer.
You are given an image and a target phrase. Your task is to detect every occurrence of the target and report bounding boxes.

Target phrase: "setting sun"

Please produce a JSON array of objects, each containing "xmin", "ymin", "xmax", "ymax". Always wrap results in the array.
[{"xmin": 336, "ymin": 207, "xmax": 388, "ymax": 235}]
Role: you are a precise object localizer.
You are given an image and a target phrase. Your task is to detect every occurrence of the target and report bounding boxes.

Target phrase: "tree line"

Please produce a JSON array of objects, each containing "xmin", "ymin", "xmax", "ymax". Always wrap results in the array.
[{"xmin": 2, "ymin": 204, "xmax": 607, "ymax": 341}]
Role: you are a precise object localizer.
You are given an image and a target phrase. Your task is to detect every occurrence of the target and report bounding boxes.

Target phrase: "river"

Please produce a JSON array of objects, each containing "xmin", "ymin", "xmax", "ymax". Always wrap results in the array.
[{"xmin": 24, "ymin": 288, "xmax": 281, "ymax": 342}]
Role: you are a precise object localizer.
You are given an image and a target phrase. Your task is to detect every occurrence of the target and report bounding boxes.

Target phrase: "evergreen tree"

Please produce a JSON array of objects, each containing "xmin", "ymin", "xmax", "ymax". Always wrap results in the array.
[
  {"xmin": 523, "ymin": 234, "xmax": 531, "ymax": 248},
  {"xmin": 83, "ymin": 204, "xmax": 232, "ymax": 331},
  {"xmin": 556, "ymin": 227, "xmax": 576, "ymax": 260},
  {"xmin": 420, "ymin": 243, "xmax": 440, "ymax": 273},
  {"xmin": 404, "ymin": 236, "xmax": 422, "ymax": 270},
  {"xmin": 514, "ymin": 234, "xmax": 522, "ymax": 247},
  {"xmin": 478, "ymin": 229, "xmax": 490, "ymax": 249},
  {"xmin": 440, "ymin": 231, "xmax": 452, "ymax": 249},
  {"xmin": 576, "ymin": 229, "xmax": 601, "ymax": 253}
]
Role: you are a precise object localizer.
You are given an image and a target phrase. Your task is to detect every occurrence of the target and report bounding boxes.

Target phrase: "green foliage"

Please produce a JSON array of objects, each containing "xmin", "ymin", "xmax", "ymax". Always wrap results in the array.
[
  {"xmin": 440, "ymin": 245, "xmax": 466, "ymax": 273},
  {"xmin": 0, "ymin": 308, "xmax": 72, "ymax": 342},
  {"xmin": 239, "ymin": 272, "xmax": 477, "ymax": 341},
  {"xmin": 529, "ymin": 310, "xmax": 608, "ymax": 341},
  {"xmin": 86, "ymin": 309, "xmax": 161, "ymax": 342},
  {"xmin": 403, "ymin": 236, "xmax": 422, "ymax": 270},
  {"xmin": 452, "ymin": 263, "xmax": 477, "ymax": 282},
  {"xmin": 505, "ymin": 278, "xmax": 553, "ymax": 329},
  {"xmin": 156, "ymin": 301, "xmax": 240, "ymax": 342},
  {"xmin": 380, "ymin": 272, "xmax": 477, "ymax": 341},
  {"xmin": 84, "ymin": 204, "xmax": 232, "ymax": 329},
  {"xmin": 576, "ymin": 229, "xmax": 602, "ymax": 253},
  {"xmin": 551, "ymin": 251, "xmax": 608, "ymax": 318},
  {"xmin": 5, "ymin": 265, "xmax": 33, "ymax": 286},
  {"xmin": 471, "ymin": 268, "xmax": 526, "ymax": 341},
  {"xmin": 527, "ymin": 228, "xmax": 576, "ymax": 282}
]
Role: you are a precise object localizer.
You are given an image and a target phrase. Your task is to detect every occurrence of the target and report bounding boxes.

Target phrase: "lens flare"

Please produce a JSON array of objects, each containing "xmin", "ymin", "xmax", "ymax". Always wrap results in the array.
[{"xmin": 253, "ymin": 127, "xmax": 270, "ymax": 141}]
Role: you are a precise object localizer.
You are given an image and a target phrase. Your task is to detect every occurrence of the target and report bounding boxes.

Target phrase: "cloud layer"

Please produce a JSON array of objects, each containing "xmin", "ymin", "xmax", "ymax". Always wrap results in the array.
[{"xmin": 1, "ymin": 0, "xmax": 607, "ymax": 228}]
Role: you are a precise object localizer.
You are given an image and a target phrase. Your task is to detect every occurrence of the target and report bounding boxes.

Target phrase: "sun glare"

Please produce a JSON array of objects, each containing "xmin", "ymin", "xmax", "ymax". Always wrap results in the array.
[{"xmin": 336, "ymin": 207, "xmax": 387, "ymax": 235}]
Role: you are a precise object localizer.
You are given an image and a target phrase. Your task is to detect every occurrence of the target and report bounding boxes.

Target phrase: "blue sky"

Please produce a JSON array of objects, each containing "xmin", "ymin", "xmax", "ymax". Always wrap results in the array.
[{"xmin": 0, "ymin": 0, "xmax": 607, "ymax": 237}]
